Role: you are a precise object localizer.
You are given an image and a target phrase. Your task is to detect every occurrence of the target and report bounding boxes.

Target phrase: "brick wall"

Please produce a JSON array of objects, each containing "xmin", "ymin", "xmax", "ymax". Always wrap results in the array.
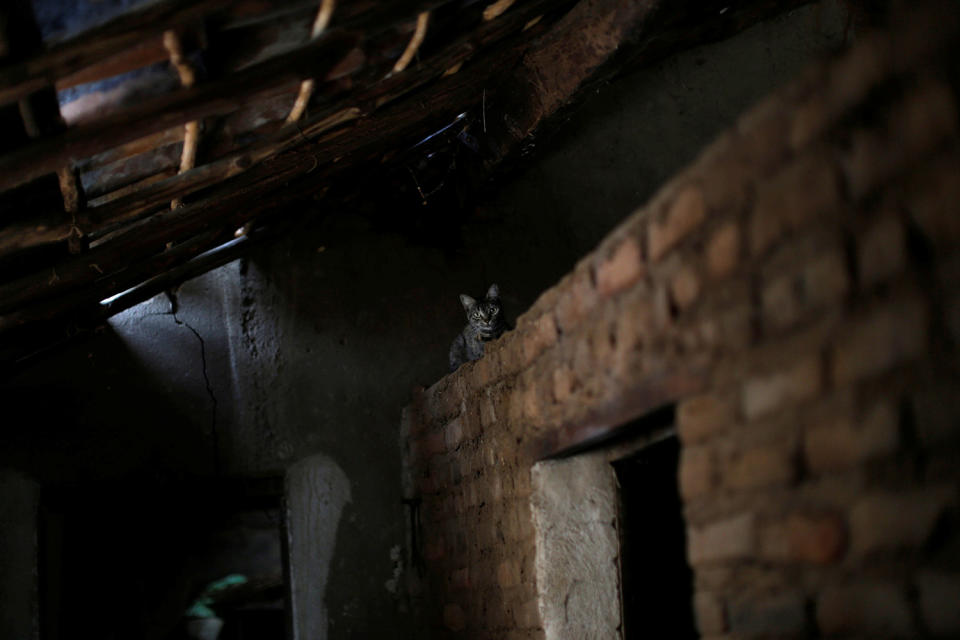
[{"xmin": 401, "ymin": 6, "xmax": 960, "ymax": 638}]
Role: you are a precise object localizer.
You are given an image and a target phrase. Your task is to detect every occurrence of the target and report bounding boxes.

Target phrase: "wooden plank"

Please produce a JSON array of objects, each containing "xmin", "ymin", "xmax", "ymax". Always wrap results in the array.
[
  {"xmin": 77, "ymin": 127, "xmax": 185, "ymax": 173},
  {"xmin": 0, "ymin": 0, "xmax": 562, "ymax": 253},
  {"xmin": 0, "ymin": 18, "xmax": 533, "ymax": 320},
  {"xmin": 0, "ymin": 30, "xmax": 360, "ymax": 193},
  {"xmin": 83, "ymin": 153, "xmax": 258, "ymax": 238},
  {"xmin": 0, "ymin": 153, "xmax": 308, "ymax": 317},
  {"xmin": 54, "ymin": 25, "xmax": 205, "ymax": 91},
  {"xmin": 525, "ymin": 372, "xmax": 705, "ymax": 460},
  {"xmin": 0, "ymin": 0, "xmax": 455, "ymax": 109},
  {"xmin": 483, "ymin": 0, "xmax": 815, "ymax": 168},
  {"xmin": 0, "ymin": 0, "xmax": 231, "ymax": 106}
]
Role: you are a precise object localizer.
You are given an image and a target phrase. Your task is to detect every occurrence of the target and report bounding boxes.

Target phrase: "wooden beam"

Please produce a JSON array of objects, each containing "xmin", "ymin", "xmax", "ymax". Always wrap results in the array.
[
  {"xmin": 54, "ymin": 25, "xmax": 206, "ymax": 92},
  {"xmin": 483, "ymin": 0, "xmax": 815, "ymax": 168},
  {"xmin": 2, "ymin": 1, "xmax": 87, "ymax": 257},
  {"xmin": 0, "ymin": 0, "xmax": 564, "ymax": 254},
  {"xmin": 77, "ymin": 127, "xmax": 185, "ymax": 173},
  {"xmin": 0, "ymin": 0, "xmax": 455, "ymax": 109},
  {"xmin": 0, "ymin": 30, "xmax": 359, "ymax": 193},
  {"xmin": 0, "ymin": 13, "xmax": 540, "ymax": 323},
  {"xmin": 0, "ymin": 152, "xmax": 309, "ymax": 319},
  {"xmin": 0, "ymin": 0, "xmax": 826, "ymax": 344},
  {"xmin": 0, "ymin": 0, "xmax": 231, "ymax": 106}
]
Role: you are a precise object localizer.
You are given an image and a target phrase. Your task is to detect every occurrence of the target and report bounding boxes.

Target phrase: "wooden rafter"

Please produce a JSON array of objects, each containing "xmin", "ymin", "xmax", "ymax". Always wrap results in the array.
[
  {"xmin": 0, "ymin": 0, "xmax": 232, "ymax": 106},
  {"xmin": 0, "ymin": 0, "xmax": 843, "ymax": 367},
  {"xmin": 1, "ymin": 0, "xmax": 561, "ymax": 257},
  {"xmin": 0, "ymin": 30, "xmax": 359, "ymax": 193}
]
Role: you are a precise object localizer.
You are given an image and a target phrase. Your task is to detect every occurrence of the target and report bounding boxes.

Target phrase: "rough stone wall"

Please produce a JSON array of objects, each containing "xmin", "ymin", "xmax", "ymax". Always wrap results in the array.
[{"xmin": 401, "ymin": 8, "xmax": 960, "ymax": 638}]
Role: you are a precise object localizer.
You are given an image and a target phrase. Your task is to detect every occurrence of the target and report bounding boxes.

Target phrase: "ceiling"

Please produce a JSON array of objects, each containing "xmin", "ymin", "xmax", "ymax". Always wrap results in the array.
[{"xmin": 0, "ymin": 0, "xmax": 810, "ymax": 369}]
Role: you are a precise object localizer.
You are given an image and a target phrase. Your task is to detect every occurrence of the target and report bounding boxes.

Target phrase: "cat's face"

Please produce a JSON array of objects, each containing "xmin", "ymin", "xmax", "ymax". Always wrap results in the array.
[{"xmin": 460, "ymin": 284, "xmax": 502, "ymax": 333}]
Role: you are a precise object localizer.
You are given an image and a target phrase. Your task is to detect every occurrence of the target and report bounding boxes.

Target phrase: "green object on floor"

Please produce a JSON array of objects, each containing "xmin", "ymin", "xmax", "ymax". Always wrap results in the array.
[{"xmin": 185, "ymin": 574, "xmax": 248, "ymax": 618}]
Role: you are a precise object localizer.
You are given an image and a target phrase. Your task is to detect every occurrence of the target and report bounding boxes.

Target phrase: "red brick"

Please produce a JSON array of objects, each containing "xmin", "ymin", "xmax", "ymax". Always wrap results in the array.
[
  {"xmin": 858, "ymin": 212, "xmax": 906, "ymax": 288},
  {"xmin": 904, "ymin": 152, "xmax": 960, "ymax": 252},
  {"xmin": 425, "ymin": 375, "xmax": 463, "ymax": 420},
  {"xmin": 424, "ymin": 429, "xmax": 447, "ymax": 456},
  {"xmin": 734, "ymin": 92, "xmax": 791, "ymax": 170},
  {"xmin": 804, "ymin": 402, "xmax": 899, "ymax": 472},
  {"xmin": 832, "ymin": 299, "xmax": 928, "ymax": 385},
  {"xmin": 497, "ymin": 559, "xmax": 520, "ymax": 588},
  {"xmin": 790, "ymin": 33, "xmax": 890, "ymax": 151},
  {"xmin": 751, "ymin": 150, "xmax": 842, "ymax": 256},
  {"xmin": 679, "ymin": 445, "xmax": 715, "ymax": 500},
  {"xmin": 842, "ymin": 78, "xmax": 958, "ymax": 201},
  {"xmin": 761, "ymin": 247, "xmax": 850, "ymax": 332},
  {"xmin": 489, "ymin": 473, "xmax": 504, "ymax": 501},
  {"xmin": 850, "ymin": 488, "xmax": 954, "ymax": 558},
  {"xmin": 475, "ymin": 345, "xmax": 500, "ymax": 387},
  {"xmin": 693, "ymin": 592, "xmax": 727, "ymax": 635},
  {"xmin": 522, "ymin": 313, "xmax": 557, "ymax": 366},
  {"xmin": 554, "ymin": 269, "xmax": 595, "ymax": 333},
  {"xmin": 817, "ymin": 583, "xmax": 913, "ymax": 636},
  {"xmin": 759, "ymin": 274, "xmax": 796, "ymax": 332},
  {"xmin": 723, "ymin": 443, "xmax": 796, "ymax": 490},
  {"xmin": 728, "ymin": 591, "xmax": 806, "ymax": 636},
  {"xmin": 687, "ymin": 513, "xmax": 755, "ymax": 564},
  {"xmin": 460, "ymin": 407, "xmax": 481, "ymax": 446},
  {"xmin": 648, "ymin": 185, "xmax": 707, "ymax": 263},
  {"xmin": 551, "ymin": 364, "xmax": 576, "ymax": 404},
  {"xmin": 522, "ymin": 384, "xmax": 542, "ymax": 426},
  {"xmin": 759, "ymin": 511, "xmax": 847, "ymax": 565},
  {"xmin": 696, "ymin": 566, "xmax": 734, "ymax": 592},
  {"xmin": 451, "ymin": 566, "xmax": 471, "ymax": 590},
  {"xmin": 444, "ymin": 417, "xmax": 464, "ymax": 451},
  {"xmin": 706, "ymin": 223, "xmax": 739, "ymax": 280},
  {"xmin": 596, "ymin": 236, "xmax": 644, "ymax": 297},
  {"xmin": 804, "ymin": 249, "xmax": 850, "ymax": 308},
  {"xmin": 697, "ymin": 142, "xmax": 754, "ymax": 217},
  {"xmin": 514, "ymin": 598, "xmax": 541, "ymax": 629},
  {"xmin": 443, "ymin": 603, "xmax": 467, "ymax": 631},
  {"xmin": 670, "ymin": 265, "xmax": 701, "ymax": 312},
  {"xmin": 742, "ymin": 355, "xmax": 821, "ymax": 421},
  {"xmin": 918, "ymin": 571, "xmax": 960, "ymax": 636},
  {"xmin": 678, "ymin": 393, "xmax": 735, "ymax": 444},
  {"xmin": 480, "ymin": 391, "xmax": 499, "ymax": 429}
]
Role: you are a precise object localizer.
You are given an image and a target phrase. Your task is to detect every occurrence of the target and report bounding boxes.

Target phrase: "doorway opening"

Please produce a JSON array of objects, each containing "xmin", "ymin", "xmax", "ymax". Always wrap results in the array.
[{"xmin": 613, "ymin": 435, "xmax": 697, "ymax": 640}]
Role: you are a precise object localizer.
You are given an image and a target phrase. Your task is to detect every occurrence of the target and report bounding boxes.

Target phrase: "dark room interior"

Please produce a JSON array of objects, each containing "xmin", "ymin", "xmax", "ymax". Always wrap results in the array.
[{"xmin": 1, "ymin": 0, "xmax": 959, "ymax": 638}]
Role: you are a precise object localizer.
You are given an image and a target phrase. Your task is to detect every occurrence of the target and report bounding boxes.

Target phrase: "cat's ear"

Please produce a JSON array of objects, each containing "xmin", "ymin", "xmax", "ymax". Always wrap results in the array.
[
  {"xmin": 460, "ymin": 294, "xmax": 476, "ymax": 312},
  {"xmin": 486, "ymin": 284, "xmax": 500, "ymax": 300}
]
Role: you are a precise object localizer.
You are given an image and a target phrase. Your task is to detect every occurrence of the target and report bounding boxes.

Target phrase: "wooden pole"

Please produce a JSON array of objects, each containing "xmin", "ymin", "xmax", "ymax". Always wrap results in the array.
[
  {"xmin": 0, "ymin": 31, "xmax": 359, "ymax": 194},
  {"xmin": 0, "ymin": 0, "xmax": 231, "ymax": 106}
]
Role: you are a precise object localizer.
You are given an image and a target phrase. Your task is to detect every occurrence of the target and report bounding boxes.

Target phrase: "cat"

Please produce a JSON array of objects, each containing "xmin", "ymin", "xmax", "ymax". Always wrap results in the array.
[{"xmin": 448, "ymin": 283, "xmax": 510, "ymax": 372}]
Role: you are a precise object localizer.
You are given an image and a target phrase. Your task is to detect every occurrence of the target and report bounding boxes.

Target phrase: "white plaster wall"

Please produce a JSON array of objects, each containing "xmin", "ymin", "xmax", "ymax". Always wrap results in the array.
[
  {"xmin": 530, "ymin": 455, "xmax": 622, "ymax": 640},
  {"xmin": 286, "ymin": 455, "xmax": 352, "ymax": 640}
]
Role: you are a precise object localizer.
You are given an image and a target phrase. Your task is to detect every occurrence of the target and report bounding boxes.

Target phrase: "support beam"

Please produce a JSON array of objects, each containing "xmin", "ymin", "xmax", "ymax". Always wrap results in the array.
[
  {"xmin": 0, "ymin": 31, "xmax": 359, "ymax": 193},
  {"xmin": 0, "ymin": 0, "xmax": 231, "ymax": 106},
  {"xmin": 483, "ymin": 0, "xmax": 814, "ymax": 169},
  {"xmin": 0, "ymin": 0, "xmax": 563, "ymax": 256}
]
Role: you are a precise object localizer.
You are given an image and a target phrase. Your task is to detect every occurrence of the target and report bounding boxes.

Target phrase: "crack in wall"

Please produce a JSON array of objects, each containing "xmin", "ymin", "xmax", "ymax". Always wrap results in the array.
[{"xmin": 168, "ymin": 291, "xmax": 221, "ymax": 475}]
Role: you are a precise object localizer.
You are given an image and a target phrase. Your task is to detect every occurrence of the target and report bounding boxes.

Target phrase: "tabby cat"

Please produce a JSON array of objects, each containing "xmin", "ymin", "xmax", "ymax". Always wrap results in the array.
[{"xmin": 449, "ymin": 284, "xmax": 509, "ymax": 372}]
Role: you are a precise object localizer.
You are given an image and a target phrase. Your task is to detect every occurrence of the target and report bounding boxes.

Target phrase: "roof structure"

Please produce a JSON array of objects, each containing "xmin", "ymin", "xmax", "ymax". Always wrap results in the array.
[{"xmin": 0, "ymin": 0, "xmax": 809, "ymax": 367}]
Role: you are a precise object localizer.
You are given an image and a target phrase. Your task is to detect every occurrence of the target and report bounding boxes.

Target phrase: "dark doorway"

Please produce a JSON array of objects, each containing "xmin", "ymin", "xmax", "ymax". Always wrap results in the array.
[
  {"xmin": 613, "ymin": 435, "xmax": 697, "ymax": 640},
  {"xmin": 39, "ymin": 476, "xmax": 286, "ymax": 640}
]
